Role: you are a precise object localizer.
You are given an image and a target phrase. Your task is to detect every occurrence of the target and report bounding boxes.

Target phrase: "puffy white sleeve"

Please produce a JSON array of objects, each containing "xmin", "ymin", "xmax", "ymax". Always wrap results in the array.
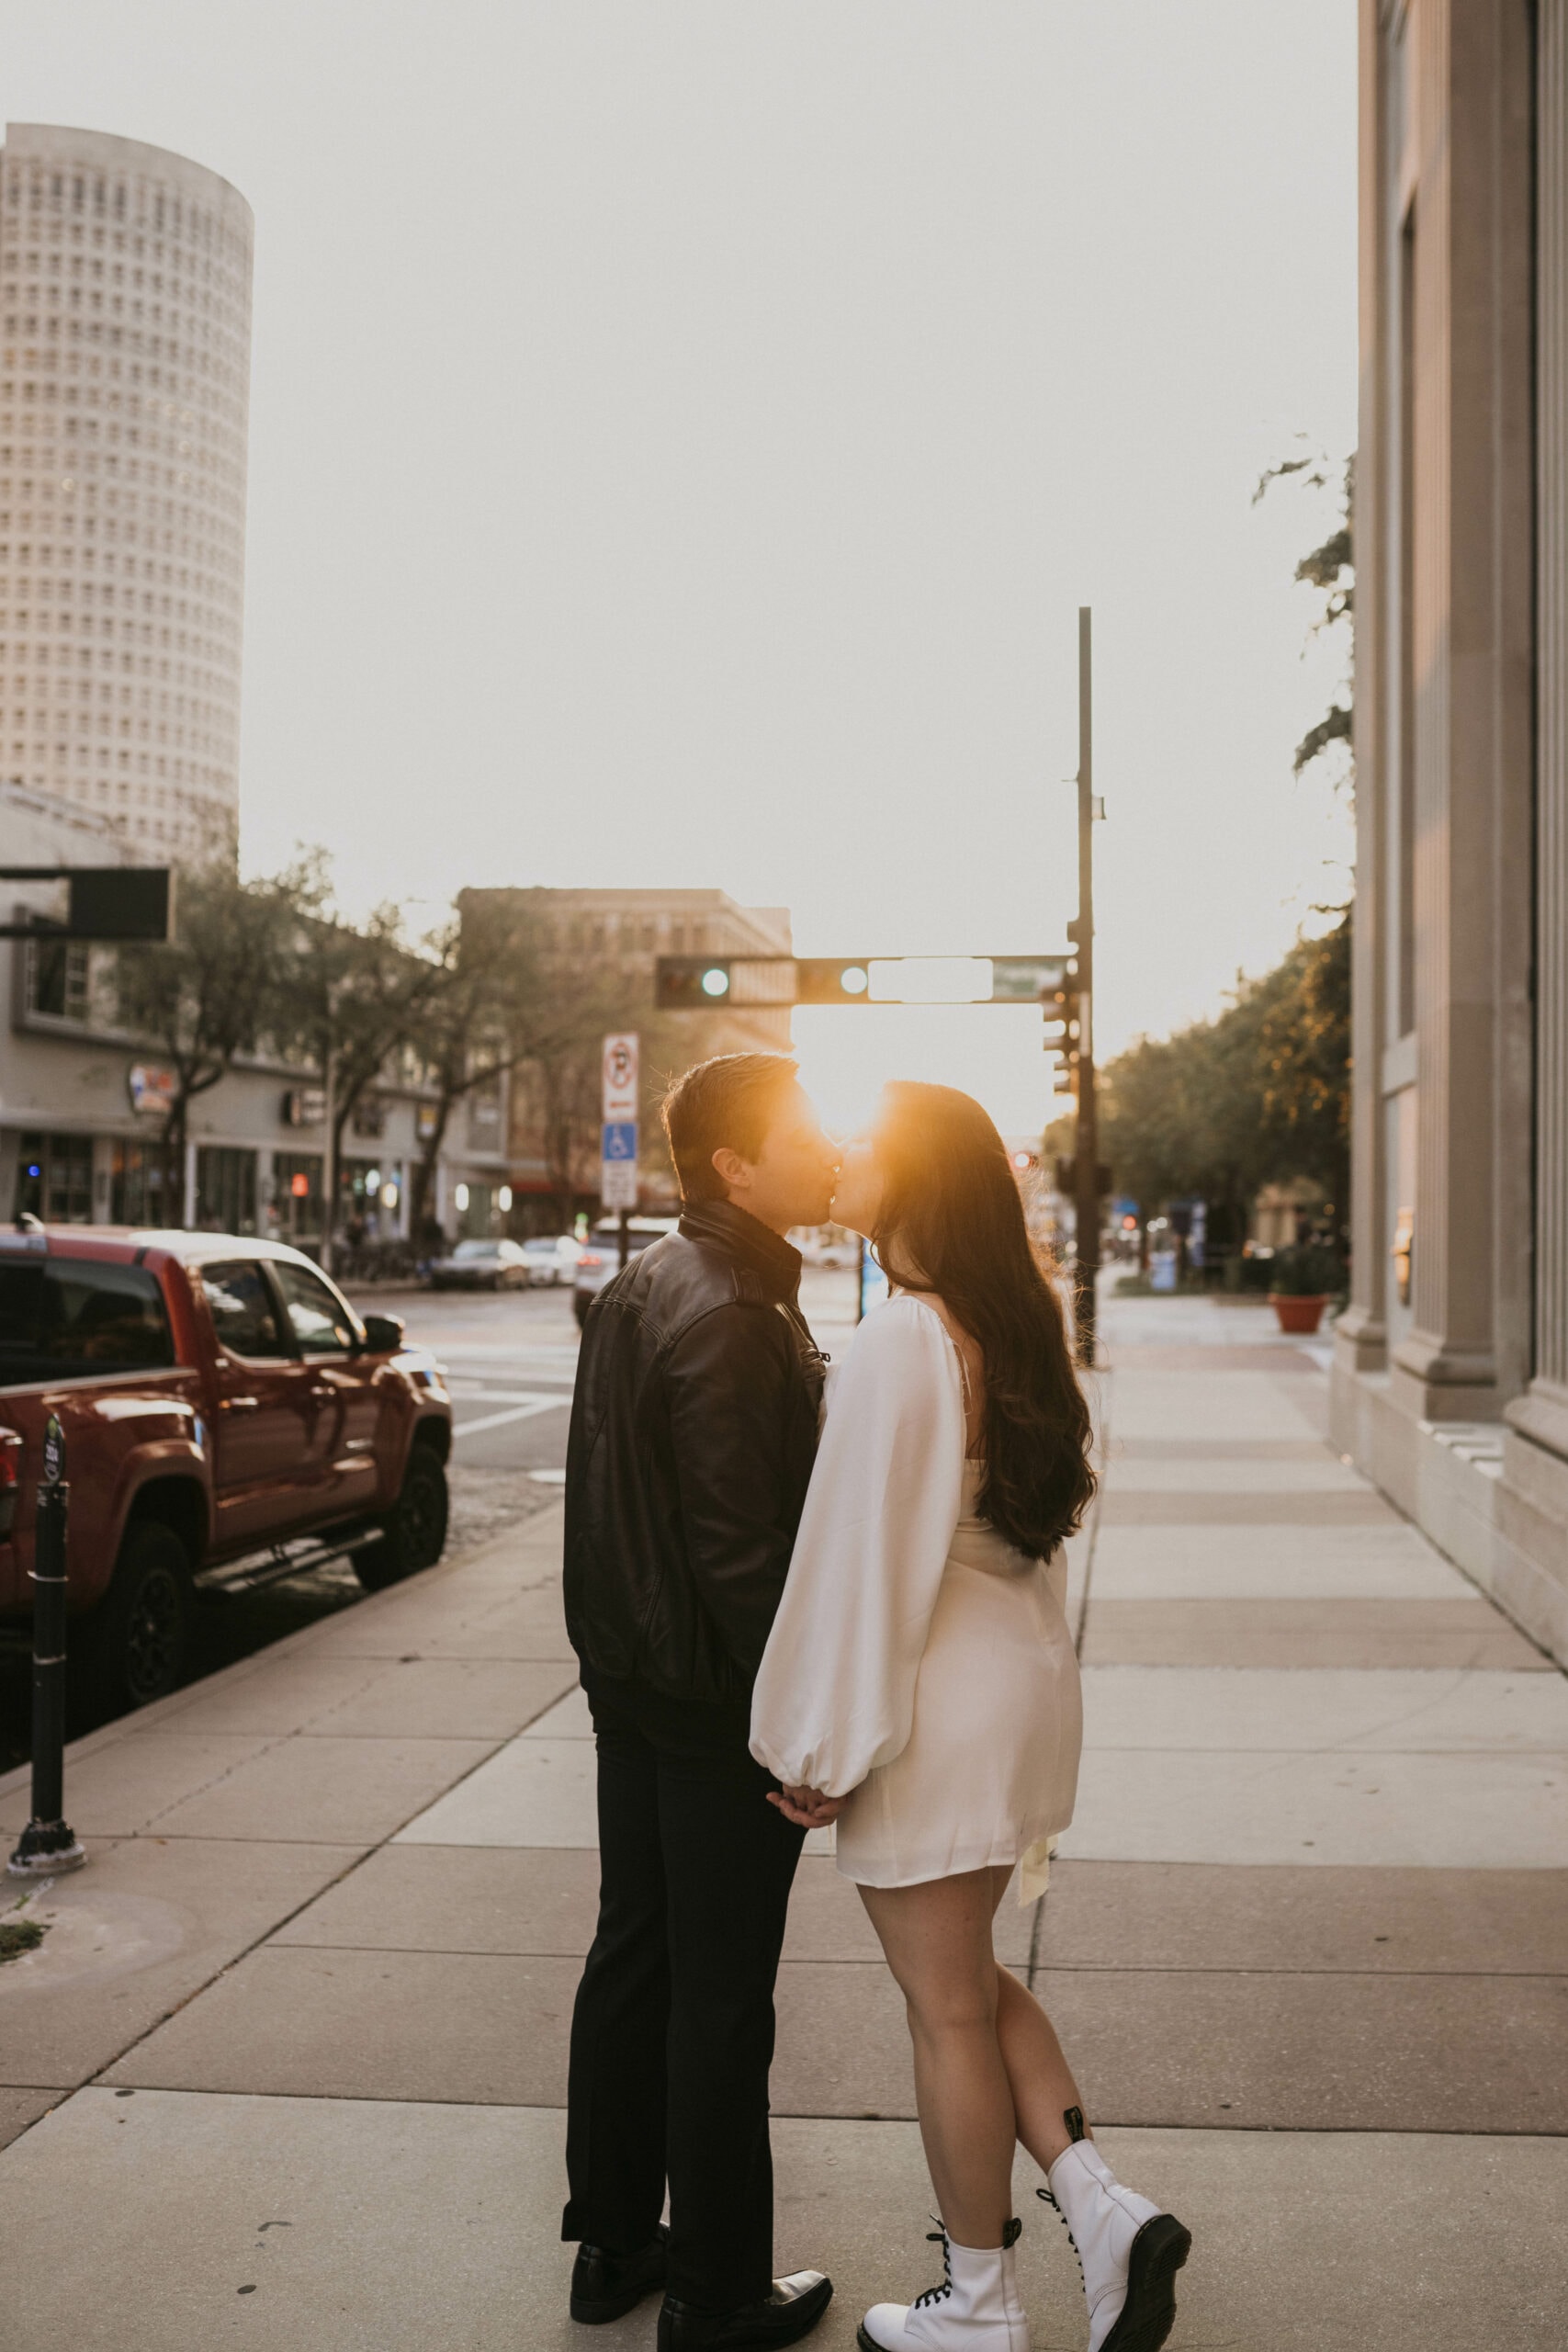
[{"xmin": 749, "ymin": 1295, "xmax": 966, "ymax": 1798}]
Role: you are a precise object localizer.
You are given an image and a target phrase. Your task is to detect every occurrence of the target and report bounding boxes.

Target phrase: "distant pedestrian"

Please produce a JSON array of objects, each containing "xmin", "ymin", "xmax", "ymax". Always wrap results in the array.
[
  {"xmin": 561, "ymin": 1052, "xmax": 841, "ymax": 2350},
  {"xmin": 751, "ymin": 1081, "xmax": 1192, "ymax": 2352}
]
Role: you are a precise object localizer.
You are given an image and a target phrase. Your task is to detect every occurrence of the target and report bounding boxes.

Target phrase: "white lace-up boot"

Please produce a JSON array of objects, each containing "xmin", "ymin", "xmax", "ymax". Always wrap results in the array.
[
  {"xmin": 1038, "ymin": 2143, "xmax": 1190, "ymax": 2352},
  {"xmin": 857, "ymin": 2220, "xmax": 1031, "ymax": 2351}
]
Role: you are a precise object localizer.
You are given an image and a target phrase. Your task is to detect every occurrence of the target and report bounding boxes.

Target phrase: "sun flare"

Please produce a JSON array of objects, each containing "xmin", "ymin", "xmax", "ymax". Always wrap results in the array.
[{"xmin": 791, "ymin": 1005, "xmax": 1061, "ymax": 1145}]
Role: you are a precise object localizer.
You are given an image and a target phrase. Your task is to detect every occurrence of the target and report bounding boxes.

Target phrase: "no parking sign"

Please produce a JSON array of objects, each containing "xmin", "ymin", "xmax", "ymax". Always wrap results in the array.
[{"xmin": 602, "ymin": 1034, "xmax": 639, "ymax": 1211}]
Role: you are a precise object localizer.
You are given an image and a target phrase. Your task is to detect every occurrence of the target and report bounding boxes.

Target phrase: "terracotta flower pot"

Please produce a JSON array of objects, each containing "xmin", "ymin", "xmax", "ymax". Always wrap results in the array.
[{"xmin": 1269, "ymin": 1294, "xmax": 1326, "ymax": 1335}]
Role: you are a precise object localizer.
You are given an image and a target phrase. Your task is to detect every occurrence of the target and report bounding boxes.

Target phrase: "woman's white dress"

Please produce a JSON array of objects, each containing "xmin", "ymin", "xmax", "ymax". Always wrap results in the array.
[{"xmin": 749, "ymin": 1293, "xmax": 1082, "ymax": 1903}]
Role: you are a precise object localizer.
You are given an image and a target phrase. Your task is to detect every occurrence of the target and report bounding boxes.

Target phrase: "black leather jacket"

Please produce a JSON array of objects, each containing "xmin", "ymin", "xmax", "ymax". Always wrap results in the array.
[{"xmin": 563, "ymin": 1200, "xmax": 826, "ymax": 1709}]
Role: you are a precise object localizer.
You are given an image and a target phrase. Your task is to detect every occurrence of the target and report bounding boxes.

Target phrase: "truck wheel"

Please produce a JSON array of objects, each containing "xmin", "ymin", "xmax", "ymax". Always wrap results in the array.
[
  {"xmin": 87, "ymin": 1521, "xmax": 194, "ymax": 1710},
  {"xmin": 355, "ymin": 1448, "xmax": 449, "ymax": 1592}
]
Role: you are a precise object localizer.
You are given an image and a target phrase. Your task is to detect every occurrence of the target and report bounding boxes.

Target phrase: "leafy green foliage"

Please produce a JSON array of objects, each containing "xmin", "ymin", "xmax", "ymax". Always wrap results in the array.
[
  {"xmin": 1292, "ymin": 701, "xmax": 1352, "ymax": 776},
  {"xmin": 1255, "ymin": 446, "xmax": 1355, "ymax": 785},
  {"xmin": 1100, "ymin": 916, "xmax": 1349, "ymax": 1225},
  {"xmin": 113, "ymin": 858, "xmax": 299, "ymax": 1217},
  {"xmin": 1268, "ymin": 1239, "xmax": 1346, "ymax": 1297}
]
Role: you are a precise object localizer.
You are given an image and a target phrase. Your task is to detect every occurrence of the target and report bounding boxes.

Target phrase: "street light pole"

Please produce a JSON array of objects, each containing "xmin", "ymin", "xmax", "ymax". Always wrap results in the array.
[{"xmin": 1072, "ymin": 606, "xmax": 1100, "ymax": 1368}]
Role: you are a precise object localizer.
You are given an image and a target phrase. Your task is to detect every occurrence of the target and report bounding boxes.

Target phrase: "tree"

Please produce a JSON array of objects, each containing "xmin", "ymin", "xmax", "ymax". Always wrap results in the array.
[
  {"xmin": 1250, "ymin": 916, "xmax": 1351, "ymax": 1210},
  {"xmin": 1254, "ymin": 445, "xmax": 1355, "ymax": 784},
  {"xmin": 1099, "ymin": 913, "xmax": 1350, "ymax": 1239},
  {"xmin": 517, "ymin": 968, "xmax": 680, "ymax": 1232},
  {"xmin": 404, "ymin": 892, "xmax": 553, "ymax": 1240},
  {"xmin": 266, "ymin": 858, "xmax": 458, "ymax": 1266},
  {"xmin": 1089, "ymin": 447, "xmax": 1357, "ymax": 1250},
  {"xmin": 513, "ymin": 978, "xmax": 740, "ymax": 1230},
  {"xmin": 112, "ymin": 858, "xmax": 299, "ymax": 1223}
]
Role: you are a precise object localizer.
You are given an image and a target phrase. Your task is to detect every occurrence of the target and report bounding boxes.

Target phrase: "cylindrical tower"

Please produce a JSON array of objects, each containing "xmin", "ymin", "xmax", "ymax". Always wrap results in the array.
[{"xmin": 0, "ymin": 124, "xmax": 253, "ymax": 858}]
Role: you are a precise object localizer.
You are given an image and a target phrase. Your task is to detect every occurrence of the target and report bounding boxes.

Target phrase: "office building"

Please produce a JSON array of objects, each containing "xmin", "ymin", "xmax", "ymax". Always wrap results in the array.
[
  {"xmin": 458, "ymin": 885, "xmax": 794, "ymax": 1227},
  {"xmin": 1336, "ymin": 0, "xmax": 1568, "ymax": 1666},
  {"xmin": 0, "ymin": 124, "xmax": 253, "ymax": 858}
]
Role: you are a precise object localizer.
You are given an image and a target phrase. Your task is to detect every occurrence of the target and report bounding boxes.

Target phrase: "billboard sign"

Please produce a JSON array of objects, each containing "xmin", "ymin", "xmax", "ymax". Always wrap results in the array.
[{"xmin": 127, "ymin": 1062, "xmax": 176, "ymax": 1119}]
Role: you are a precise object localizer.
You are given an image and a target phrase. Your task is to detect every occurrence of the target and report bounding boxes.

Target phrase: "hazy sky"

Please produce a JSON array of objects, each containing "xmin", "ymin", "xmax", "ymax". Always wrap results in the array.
[{"xmin": 4, "ymin": 3, "xmax": 1357, "ymax": 1133}]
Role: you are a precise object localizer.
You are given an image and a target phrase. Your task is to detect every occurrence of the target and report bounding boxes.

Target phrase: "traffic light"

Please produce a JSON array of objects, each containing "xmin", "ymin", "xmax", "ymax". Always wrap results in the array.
[
  {"xmin": 795, "ymin": 958, "xmax": 872, "ymax": 1004},
  {"xmin": 654, "ymin": 953, "xmax": 1071, "ymax": 1011},
  {"xmin": 656, "ymin": 956, "xmax": 874, "ymax": 1008},
  {"xmin": 655, "ymin": 956, "xmax": 742, "ymax": 1008},
  {"xmin": 1042, "ymin": 961, "xmax": 1083, "ymax": 1056}
]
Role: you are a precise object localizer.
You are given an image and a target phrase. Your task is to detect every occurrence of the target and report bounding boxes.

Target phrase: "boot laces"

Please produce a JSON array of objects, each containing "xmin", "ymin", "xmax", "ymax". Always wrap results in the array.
[
  {"xmin": 1036, "ymin": 2185, "xmax": 1084, "ymax": 2282},
  {"xmin": 912, "ymin": 2225, "xmax": 953, "ymax": 2311}
]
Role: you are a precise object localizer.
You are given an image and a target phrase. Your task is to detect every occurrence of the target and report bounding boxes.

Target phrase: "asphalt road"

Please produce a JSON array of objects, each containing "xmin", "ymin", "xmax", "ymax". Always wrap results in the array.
[{"xmin": 0, "ymin": 1262, "xmax": 859, "ymax": 1772}]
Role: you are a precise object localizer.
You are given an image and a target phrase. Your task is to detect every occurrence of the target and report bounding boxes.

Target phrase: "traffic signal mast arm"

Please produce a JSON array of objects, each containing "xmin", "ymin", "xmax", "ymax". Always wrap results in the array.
[
  {"xmin": 0, "ymin": 866, "xmax": 173, "ymax": 942},
  {"xmin": 654, "ymin": 954, "xmax": 1070, "ymax": 1009}
]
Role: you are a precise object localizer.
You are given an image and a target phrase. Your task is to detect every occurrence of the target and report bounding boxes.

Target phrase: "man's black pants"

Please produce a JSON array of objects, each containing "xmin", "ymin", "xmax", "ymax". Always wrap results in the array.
[{"xmin": 561, "ymin": 1674, "xmax": 806, "ymax": 2312}]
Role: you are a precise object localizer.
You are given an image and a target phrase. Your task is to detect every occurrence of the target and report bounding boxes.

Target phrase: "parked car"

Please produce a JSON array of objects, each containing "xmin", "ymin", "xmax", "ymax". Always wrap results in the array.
[
  {"xmin": 0, "ymin": 1227, "xmax": 453, "ymax": 1710},
  {"xmin": 428, "ymin": 1238, "xmax": 531, "ymax": 1292},
  {"xmin": 572, "ymin": 1217, "xmax": 678, "ymax": 1327},
  {"xmin": 521, "ymin": 1234, "xmax": 582, "ymax": 1288}
]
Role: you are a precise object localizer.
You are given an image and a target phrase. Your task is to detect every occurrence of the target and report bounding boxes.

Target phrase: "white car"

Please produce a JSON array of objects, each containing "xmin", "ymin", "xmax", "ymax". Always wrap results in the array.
[
  {"xmin": 521, "ymin": 1234, "xmax": 582, "ymax": 1288},
  {"xmin": 429, "ymin": 1238, "xmax": 532, "ymax": 1292},
  {"xmin": 572, "ymin": 1218, "xmax": 678, "ymax": 1326}
]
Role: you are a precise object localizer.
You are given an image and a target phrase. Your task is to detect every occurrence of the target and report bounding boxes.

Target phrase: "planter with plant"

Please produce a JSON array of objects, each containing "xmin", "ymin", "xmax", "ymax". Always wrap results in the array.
[{"xmin": 1266, "ymin": 1242, "xmax": 1343, "ymax": 1334}]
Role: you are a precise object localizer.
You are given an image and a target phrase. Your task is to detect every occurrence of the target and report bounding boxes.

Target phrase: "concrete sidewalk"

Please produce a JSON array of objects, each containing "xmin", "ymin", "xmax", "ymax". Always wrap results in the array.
[{"xmin": 3, "ymin": 1290, "xmax": 1566, "ymax": 2349}]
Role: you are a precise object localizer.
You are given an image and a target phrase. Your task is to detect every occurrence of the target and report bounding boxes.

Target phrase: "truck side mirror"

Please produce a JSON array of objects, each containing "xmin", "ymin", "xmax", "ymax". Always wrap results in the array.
[{"xmin": 358, "ymin": 1314, "xmax": 405, "ymax": 1355}]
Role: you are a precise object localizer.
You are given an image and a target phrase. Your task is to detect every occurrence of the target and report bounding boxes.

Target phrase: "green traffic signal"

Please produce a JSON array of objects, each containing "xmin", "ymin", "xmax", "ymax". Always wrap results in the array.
[{"xmin": 653, "ymin": 952, "xmax": 1071, "ymax": 1011}]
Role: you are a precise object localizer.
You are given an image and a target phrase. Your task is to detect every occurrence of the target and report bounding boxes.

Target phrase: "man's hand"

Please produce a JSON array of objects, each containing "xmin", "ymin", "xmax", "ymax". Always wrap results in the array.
[{"xmin": 768, "ymin": 1782, "xmax": 847, "ymax": 1830}]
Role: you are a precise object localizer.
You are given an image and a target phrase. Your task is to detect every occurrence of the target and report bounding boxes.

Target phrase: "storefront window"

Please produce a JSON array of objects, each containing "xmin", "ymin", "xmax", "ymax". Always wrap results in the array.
[
  {"xmin": 15, "ymin": 1132, "xmax": 95, "ymax": 1224},
  {"xmin": 273, "ymin": 1153, "xmax": 323, "ymax": 1248},
  {"xmin": 111, "ymin": 1137, "xmax": 170, "ymax": 1227},
  {"xmin": 195, "ymin": 1145, "xmax": 257, "ymax": 1235},
  {"xmin": 457, "ymin": 1181, "xmax": 502, "ymax": 1238},
  {"xmin": 336, "ymin": 1159, "xmax": 404, "ymax": 1239}
]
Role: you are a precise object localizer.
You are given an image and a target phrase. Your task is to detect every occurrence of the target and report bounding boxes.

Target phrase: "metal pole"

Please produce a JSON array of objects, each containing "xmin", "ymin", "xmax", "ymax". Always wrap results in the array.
[
  {"xmin": 1073, "ymin": 606, "xmax": 1100, "ymax": 1369},
  {"xmin": 321, "ymin": 1032, "xmax": 337, "ymax": 1278},
  {"xmin": 8, "ymin": 1414, "xmax": 85, "ymax": 1878},
  {"xmin": 617, "ymin": 1207, "xmax": 630, "ymax": 1273}
]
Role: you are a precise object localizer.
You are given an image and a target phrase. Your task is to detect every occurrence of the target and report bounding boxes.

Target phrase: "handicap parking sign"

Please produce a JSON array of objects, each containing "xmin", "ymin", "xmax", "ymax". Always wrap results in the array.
[{"xmin": 602, "ymin": 1121, "xmax": 637, "ymax": 1162}]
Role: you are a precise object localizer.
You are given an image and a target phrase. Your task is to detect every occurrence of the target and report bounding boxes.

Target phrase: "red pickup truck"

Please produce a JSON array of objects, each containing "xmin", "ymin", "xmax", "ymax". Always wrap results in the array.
[{"xmin": 0, "ymin": 1225, "xmax": 452, "ymax": 1710}]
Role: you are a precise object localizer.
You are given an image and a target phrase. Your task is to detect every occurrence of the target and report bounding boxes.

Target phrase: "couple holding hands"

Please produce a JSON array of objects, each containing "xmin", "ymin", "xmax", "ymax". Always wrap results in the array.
[{"xmin": 560, "ymin": 1053, "xmax": 1190, "ymax": 2352}]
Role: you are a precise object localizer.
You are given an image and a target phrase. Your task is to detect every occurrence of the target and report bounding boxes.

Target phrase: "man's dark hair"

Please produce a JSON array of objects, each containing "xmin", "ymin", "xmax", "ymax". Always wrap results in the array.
[{"xmin": 661, "ymin": 1053, "xmax": 800, "ymax": 1204}]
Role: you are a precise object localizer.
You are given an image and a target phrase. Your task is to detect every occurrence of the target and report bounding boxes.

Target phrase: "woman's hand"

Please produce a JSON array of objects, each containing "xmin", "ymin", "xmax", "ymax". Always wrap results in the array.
[{"xmin": 768, "ymin": 1781, "xmax": 847, "ymax": 1830}]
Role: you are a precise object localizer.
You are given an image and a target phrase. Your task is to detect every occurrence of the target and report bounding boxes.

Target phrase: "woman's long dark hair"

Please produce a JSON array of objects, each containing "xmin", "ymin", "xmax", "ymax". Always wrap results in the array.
[{"xmin": 873, "ymin": 1081, "xmax": 1095, "ymax": 1558}]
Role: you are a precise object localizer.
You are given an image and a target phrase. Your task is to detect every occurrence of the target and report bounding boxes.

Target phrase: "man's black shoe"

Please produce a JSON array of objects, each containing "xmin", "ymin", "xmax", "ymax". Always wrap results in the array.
[
  {"xmin": 658, "ymin": 2270, "xmax": 832, "ymax": 2351},
  {"xmin": 570, "ymin": 2225, "xmax": 671, "ymax": 2324}
]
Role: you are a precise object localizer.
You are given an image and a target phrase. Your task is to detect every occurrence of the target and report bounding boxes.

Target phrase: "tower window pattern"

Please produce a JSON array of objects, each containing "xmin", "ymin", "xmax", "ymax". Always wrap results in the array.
[{"xmin": 0, "ymin": 128, "xmax": 254, "ymax": 857}]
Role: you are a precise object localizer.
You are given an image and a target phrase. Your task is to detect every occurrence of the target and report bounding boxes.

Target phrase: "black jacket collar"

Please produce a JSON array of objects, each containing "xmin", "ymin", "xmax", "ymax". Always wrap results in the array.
[{"xmin": 678, "ymin": 1199, "xmax": 802, "ymax": 1302}]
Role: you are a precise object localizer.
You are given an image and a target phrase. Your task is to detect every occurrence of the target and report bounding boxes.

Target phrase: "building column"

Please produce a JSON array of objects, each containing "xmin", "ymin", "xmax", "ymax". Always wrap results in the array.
[
  {"xmin": 1388, "ymin": 0, "xmax": 1535, "ymax": 1423},
  {"xmin": 1336, "ymin": 0, "xmax": 1393, "ymax": 1383},
  {"xmin": 1507, "ymin": 0, "xmax": 1568, "ymax": 1471}
]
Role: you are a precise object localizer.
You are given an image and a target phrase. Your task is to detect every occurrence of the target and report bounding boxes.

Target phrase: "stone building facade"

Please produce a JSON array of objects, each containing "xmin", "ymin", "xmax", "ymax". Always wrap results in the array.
[
  {"xmin": 461, "ymin": 885, "xmax": 794, "ymax": 1226},
  {"xmin": 1, "ymin": 782, "xmax": 446, "ymax": 1255},
  {"xmin": 1334, "ymin": 0, "xmax": 1568, "ymax": 1665},
  {"xmin": 0, "ymin": 124, "xmax": 253, "ymax": 859}
]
